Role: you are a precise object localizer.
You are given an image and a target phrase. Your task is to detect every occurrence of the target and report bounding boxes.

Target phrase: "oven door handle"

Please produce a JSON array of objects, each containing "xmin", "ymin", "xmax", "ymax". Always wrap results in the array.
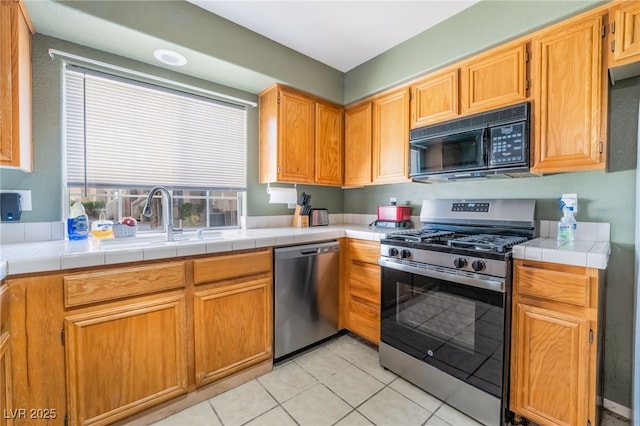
[{"xmin": 378, "ymin": 257, "xmax": 506, "ymax": 293}]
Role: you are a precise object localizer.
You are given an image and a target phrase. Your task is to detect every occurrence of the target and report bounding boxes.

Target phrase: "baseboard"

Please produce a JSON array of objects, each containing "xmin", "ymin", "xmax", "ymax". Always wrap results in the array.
[{"xmin": 604, "ymin": 398, "xmax": 632, "ymax": 420}]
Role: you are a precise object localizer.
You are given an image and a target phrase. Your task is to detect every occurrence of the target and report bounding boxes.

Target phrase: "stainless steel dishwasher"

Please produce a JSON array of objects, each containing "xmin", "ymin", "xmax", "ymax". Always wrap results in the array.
[{"xmin": 274, "ymin": 240, "xmax": 339, "ymax": 359}]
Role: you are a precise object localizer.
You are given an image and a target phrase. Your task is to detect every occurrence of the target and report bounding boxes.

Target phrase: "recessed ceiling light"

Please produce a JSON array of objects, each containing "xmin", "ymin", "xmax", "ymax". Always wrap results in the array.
[{"xmin": 153, "ymin": 49, "xmax": 187, "ymax": 66}]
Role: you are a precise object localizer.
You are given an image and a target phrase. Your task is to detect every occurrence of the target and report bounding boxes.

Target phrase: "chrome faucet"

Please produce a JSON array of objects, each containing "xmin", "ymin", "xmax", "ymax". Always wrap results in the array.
[{"xmin": 142, "ymin": 186, "xmax": 181, "ymax": 241}]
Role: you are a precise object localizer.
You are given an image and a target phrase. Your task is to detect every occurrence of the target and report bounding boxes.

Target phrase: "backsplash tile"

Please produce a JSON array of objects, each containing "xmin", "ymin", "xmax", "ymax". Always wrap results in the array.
[
  {"xmin": 25, "ymin": 222, "xmax": 53, "ymax": 242},
  {"xmin": 0, "ymin": 223, "xmax": 25, "ymax": 243},
  {"xmin": 242, "ymin": 214, "xmax": 422, "ymax": 230},
  {"xmin": 539, "ymin": 220, "xmax": 610, "ymax": 241},
  {"xmin": 52, "ymin": 222, "xmax": 65, "ymax": 240},
  {"xmin": 1, "ymin": 222, "xmax": 66, "ymax": 244}
]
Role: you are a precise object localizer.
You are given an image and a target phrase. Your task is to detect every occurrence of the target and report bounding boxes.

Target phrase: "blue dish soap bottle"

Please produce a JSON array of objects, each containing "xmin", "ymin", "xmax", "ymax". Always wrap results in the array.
[{"xmin": 67, "ymin": 199, "xmax": 89, "ymax": 240}]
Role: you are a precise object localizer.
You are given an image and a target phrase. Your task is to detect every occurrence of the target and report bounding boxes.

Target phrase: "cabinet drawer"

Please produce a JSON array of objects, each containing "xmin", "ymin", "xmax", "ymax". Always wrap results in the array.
[
  {"xmin": 349, "ymin": 240, "xmax": 380, "ymax": 264},
  {"xmin": 193, "ymin": 248, "xmax": 272, "ymax": 284},
  {"xmin": 64, "ymin": 262, "xmax": 186, "ymax": 308},
  {"xmin": 349, "ymin": 299, "xmax": 380, "ymax": 344},
  {"xmin": 515, "ymin": 264, "xmax": 590, "ymax": 307},
  {"xmin": 349, "ymin": 262, "xmax": 380, "ymax": 306}
]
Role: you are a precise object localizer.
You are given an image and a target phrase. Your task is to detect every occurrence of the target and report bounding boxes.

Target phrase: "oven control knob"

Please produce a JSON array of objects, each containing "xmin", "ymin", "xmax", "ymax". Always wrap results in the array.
[
  {"xmin": 453, "ymin": 257, "xmax": 467, "ymax": 269},
  {"xmin": 401, "ymin": 249, "xmax": 411, "ymax": 259},
  {"xmin": 389, "ymin": 248, "xmax": 400, "ymax": 257},
  {"xmin": 472, "ymin": 260, "xmax": 486, "ymax": 272}
]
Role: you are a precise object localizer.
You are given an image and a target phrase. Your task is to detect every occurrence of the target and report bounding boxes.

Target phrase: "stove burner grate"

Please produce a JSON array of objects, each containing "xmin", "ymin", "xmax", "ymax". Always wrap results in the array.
[
  {"xmin": 447, "ymin": 234, "xmax": 529, "ymax": 253},
  {"xmin": 385, "ymin": 230, "xmax": 454, "ymax": 243}
]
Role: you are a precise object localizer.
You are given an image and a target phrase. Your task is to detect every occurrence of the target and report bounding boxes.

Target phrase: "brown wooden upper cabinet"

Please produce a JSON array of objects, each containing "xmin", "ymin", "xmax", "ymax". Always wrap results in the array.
[
  {"xmin": 259, "ymin": 84, "xmax": 343, "ymax": 186},
  {"xmin": 530, "ymin": 10, "xmax": 608, "ymax": 174},
  {"xmin": 459, "ymin": 42, "xmax": 528, "ymax": 115},
  {"xmin": 410, "ymin": 42, "xmax": 528, "ymax": 129},
  {"xmin": 0, "ymin": 0, "xmax": 33, "ymax": 172},
  {"xmin": 315, "ymin": 100, "xmax": 344, "ymax": 185},
  {"xmin": 410, "ymin": 67, "xmax": 459, "ymax": 129},
  {"xmin": 609, "ymin": 1, "xmax": 640, "ymax": 68},
  {"xmin": 344, "ymin": 88, "xmax": 410, "ymax": 186},
  {"xmin": 344, "ymin": 101, "xmax": 373, "ymax": 186},
  {"xmin": 372, "ymin": 88, "xmax": 411, "ymax": 184}
]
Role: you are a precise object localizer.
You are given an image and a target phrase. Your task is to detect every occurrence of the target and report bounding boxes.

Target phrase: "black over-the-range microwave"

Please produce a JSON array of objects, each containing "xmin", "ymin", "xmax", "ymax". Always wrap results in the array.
[{"xmin": 409, "ymin": 101, "xmax": 533, "ymax": 182}]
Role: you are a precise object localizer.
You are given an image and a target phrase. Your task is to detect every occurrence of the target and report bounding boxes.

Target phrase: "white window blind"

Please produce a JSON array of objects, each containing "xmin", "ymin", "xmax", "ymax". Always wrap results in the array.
[{"xmin": 64, "ymin": 65, "xmax": 247, "ymax": 191}]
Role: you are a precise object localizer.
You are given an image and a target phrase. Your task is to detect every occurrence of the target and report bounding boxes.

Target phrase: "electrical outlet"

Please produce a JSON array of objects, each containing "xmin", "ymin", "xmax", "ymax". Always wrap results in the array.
[{"xmin": 0, "ymin": 190, "xmax": 31, "ymax": 211}]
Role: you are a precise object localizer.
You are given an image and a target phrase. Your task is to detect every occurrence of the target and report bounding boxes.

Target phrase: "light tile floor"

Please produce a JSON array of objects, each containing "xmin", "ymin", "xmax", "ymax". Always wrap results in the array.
[{"xmin": 152, "ymin": 334, "xmax": 629, "ymax": 426}]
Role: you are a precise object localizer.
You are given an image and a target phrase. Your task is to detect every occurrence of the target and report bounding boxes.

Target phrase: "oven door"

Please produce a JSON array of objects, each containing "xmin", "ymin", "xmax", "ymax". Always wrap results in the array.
[{"xmin": 380, "ymin": 261, "xmax": 508, "ymax": 398}]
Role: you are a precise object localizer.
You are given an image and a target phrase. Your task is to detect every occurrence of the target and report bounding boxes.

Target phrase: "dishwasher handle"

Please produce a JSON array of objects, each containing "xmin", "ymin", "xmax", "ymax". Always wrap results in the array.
[
  {"xmin": 274, "ymin": 240, "xmax": 339, "ymax": 260},
  {"xmin": 300, "ymin": 248, "xmax": 319, "ymax": 255}
]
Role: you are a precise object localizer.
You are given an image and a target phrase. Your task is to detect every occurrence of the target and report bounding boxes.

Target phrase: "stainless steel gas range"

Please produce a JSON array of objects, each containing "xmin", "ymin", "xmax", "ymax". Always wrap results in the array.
[{"xmin": 378, "ymin": 199, "xmax": 536, "ymax": 426}]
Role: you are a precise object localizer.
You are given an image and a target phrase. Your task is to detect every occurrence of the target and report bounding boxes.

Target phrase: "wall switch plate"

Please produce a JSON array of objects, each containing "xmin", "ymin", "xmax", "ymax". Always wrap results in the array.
[{"xmin": 0, "ymin": 190, "xmax": 31, "ymax": 210}]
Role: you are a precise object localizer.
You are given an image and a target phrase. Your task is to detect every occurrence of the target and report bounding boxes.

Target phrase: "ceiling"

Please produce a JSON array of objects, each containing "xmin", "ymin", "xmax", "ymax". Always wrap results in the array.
[
  {"xmin": 23, "ymin": 0, "xmax": 479, "ymax": 99},
  {"xmin": 187, "ymin": 1, "xmax": 480, "ymax": 72}
]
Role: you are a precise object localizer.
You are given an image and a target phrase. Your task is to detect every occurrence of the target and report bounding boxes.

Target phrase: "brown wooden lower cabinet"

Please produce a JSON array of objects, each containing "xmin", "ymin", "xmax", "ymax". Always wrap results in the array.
[
  {"xmin": 0, "ymin": 283, "xmax": 10, "ymax": 426},
  {"xmin": 193, "ymin": 276, "xmax": 272, "ymax": 387},
  {"xmin": 64, "ymin": 293, "xmax": 188, "ymax": 426},
  {"xmin": 510, "ymin": 259, "xmax": 605, "ymax": 426},
  {"xmin": 344, "ymin": 239, "xmax": 381, "ymax": 344},
  {"xmin": 0, "ymin": 331, "xmax": 12, "ymax": 426},
  {"xmin": 6, "ymin": 248, "xmax": 274, "ymax": 426}
]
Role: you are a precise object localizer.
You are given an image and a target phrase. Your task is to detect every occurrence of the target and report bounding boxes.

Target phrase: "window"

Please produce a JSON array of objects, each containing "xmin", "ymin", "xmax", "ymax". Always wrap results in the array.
[{"xmin": 64, "ymin": 65, "xmax": 247, "ymax": 231}]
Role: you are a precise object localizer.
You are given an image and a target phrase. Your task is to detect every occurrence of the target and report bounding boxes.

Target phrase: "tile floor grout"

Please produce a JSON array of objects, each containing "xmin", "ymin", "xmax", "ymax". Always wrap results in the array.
[
  {"xmin": 153, "ymin": 333, "xmax": 630, "ymax": 426},
  {"xmin": 266, "ymin": 336, "xmax": 427, "ymax": 425}
]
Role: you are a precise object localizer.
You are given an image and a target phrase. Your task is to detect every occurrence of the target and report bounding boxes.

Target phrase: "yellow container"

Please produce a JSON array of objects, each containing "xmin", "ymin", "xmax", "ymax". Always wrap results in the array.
[{"xmin": 91, "ymin": 210, "xmax": 113, "ymax": 238}]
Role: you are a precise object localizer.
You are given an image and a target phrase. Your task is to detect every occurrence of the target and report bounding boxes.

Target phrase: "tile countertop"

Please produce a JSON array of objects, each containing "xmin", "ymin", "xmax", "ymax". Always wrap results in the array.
[
  {"xmin": 512, "ymin": 221, "xmax": 611, "ymax": 270},
  {"xmin": 0, "ymin": 220, "xmax": 612, "ymax": 280},
  {"xmin": 0, "ymin": 225, "xmax": 384, "ymax": 279}
]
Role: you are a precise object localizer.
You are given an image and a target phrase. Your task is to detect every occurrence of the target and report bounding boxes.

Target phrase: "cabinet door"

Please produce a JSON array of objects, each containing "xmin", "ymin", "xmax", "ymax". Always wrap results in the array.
[
  {"xmin": 345, "ymin": 239, "xmax": 381, "ymax": 344},
  {"xmin": 531, "ymin": 13, "xmax": 606, "ymax": 173},
  {"xmin": 511, "ymin": 303, "xmax": 590, "ymax": 426},
  {"xmin": 611, "ymin": 2, "xmax": 640, "ymax": 66},
  {"xmin": 410, "ymin": 68, "xmax": 459, "ymax": 128},
  {"xmin": 344, "ymin": 102, "xmax": 372, "ymax": 186},
  {"xmin": 347, "ymin": 262, "xmax": 380, "ymax": 344},
  {"xmin": 373, "ymin": 88, "xmax": 410, "ymax": 184},
  {"xmin": 278, "ymin": 87, "xmax": 315, "ymax": 183},
  {"xmin": 315, "ymin": 100, "xmax": 343, "ymax": 185},
  {"xmin": 348, "ymin": 299, "xmax": 380, "ymax": 344},
  {"xmin": 65, "ymin": 294, "xmax": 188, "ymax": 426},
  {"xmin": 0, "ymin": 1, "xmax": 32, "ymax": 172},
  {"xmin": 0, "ymin": 332, "xmax": 12, "ymax": 426},
  {"xmin": 193, "ymin": 277, "xmax": 272, "ymax": 387},
  {"xmin": 461, "ymin": 43, "xmax": 528, "ymax": 114},
  {"xmin": 349, "ymin": 261, "xmax": 380, "ymax": 307}
]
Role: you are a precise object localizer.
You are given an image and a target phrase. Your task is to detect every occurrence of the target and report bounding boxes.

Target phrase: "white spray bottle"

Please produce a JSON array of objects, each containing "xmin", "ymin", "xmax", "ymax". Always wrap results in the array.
[{"xmin": 557, "ymin": 193, "xmax": 578, "ymax": 245}]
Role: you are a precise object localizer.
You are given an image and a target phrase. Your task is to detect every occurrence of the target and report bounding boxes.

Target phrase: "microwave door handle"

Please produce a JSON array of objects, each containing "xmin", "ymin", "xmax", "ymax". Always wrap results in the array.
[{"xmin": 482, "ymin": 127, "xmax": 489, "ymax": 164}]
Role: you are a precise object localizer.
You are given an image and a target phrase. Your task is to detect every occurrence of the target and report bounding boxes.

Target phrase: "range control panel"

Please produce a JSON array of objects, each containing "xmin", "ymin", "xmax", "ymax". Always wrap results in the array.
[
  {"xmin": 489, "ymin": 122, "xmax": 526, "ymax": 166},
  {"xmin": 451, "ymin": 202, "xmax": 490, "ymax": 213}
]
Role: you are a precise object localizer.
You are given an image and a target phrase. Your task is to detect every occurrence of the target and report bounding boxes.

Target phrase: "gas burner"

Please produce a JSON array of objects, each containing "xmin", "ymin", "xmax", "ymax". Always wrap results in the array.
[{"xmin": 447, "ymin": 234, "xmax": 530, "ymax": 253}]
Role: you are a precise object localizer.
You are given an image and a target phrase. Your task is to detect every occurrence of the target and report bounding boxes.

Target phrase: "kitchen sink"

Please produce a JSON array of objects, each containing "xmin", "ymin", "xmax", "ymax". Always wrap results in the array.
[{"xmin": 97, "ymin": 230, "xmax": 228, "ymax": 250}]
